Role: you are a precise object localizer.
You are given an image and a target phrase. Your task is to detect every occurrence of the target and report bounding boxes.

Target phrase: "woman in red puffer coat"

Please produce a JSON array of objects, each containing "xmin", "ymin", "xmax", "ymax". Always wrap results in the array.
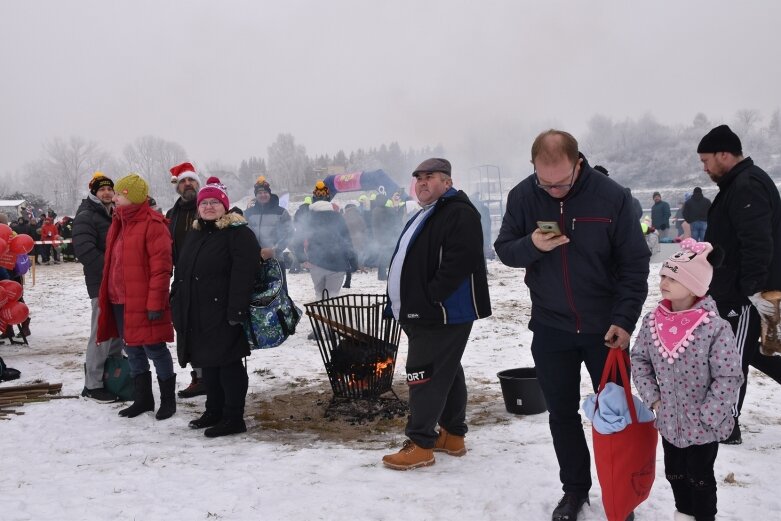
[{"xmin": 97, "ymin": 174, "xmax": 176, "ymax": 421}]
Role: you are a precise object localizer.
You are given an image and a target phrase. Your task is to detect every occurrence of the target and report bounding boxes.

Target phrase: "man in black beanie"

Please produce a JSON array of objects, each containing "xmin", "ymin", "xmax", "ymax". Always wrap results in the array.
[
  {"xmin": 73, "ymin": 172, "xmax": 124, "ymax": 402},
  {"xmin": 698, "ymin": 124, "xmax": 781, "ymax": 444}
]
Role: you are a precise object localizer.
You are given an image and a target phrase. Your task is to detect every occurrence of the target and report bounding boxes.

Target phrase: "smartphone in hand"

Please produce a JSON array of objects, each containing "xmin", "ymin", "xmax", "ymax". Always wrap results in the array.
[{"xmin": 537, "ymin": 221, "xmax": 562, "ymax": 236}]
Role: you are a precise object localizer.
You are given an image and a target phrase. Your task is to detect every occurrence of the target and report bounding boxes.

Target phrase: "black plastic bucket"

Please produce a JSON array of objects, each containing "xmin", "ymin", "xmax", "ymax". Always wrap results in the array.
[{"xmin": 497, "ymin": 367, "xmax": 547, "ymax": 415}]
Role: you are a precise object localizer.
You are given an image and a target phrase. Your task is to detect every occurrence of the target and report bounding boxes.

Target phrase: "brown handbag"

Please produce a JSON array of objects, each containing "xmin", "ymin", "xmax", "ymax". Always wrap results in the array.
[{"xmin": 759, "ymin": 291, "xmax": 781, "ymax": 356}]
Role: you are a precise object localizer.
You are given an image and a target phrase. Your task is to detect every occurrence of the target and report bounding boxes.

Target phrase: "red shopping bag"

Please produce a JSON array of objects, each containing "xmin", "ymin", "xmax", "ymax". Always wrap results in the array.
[{"xmin": 593, "ymin": 348, "xmax": 658, "ymax": 521}]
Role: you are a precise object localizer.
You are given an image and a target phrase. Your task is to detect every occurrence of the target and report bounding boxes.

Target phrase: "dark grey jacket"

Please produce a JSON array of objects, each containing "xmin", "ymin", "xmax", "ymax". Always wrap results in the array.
[{"xmin": 72, "ymin": 196, "xmax": 113, "ymax": 298}]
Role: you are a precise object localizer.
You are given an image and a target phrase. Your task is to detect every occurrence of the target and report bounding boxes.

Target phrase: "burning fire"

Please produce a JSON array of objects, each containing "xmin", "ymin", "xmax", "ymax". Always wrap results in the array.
[
  {"xmin": 338, "ymin": 357, "xmax": 395, "ymax": 391},
  {"xmin": 374, "ymin": 357, "xmax": 394, "ymax": 376}
]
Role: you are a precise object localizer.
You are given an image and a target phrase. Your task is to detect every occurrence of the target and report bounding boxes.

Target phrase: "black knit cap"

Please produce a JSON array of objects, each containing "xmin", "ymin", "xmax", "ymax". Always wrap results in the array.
[
  {"xmin": 697, "ymin": 125, "xmax": 742, "ymax": 156},
  {"xmin": 412, "ymin": 158, "xmax": 451, "ymax": 177},
  {"xmin": 89, "ymin": 172, "xmax": 114, "ymax": 196}
]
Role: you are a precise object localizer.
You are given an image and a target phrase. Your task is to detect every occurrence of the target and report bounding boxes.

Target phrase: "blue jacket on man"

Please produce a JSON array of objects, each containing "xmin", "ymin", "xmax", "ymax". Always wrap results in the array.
[
  {"xmin": 494, "ymin": 156, "xmax": 650, "ymax": 335},
  {"xmin": 385, "ymin": 188, "xmax": 491, "ymax": 325}
]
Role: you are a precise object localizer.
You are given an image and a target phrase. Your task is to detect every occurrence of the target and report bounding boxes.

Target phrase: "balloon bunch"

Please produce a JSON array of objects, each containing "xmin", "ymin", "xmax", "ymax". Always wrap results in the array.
[
  {"xmin": 0, "ymin": 223, "xmax": 35, "ymax": 275},
  {"xmin": 0, "ymin": 279, "xmax": 28, "ymax": 332}
]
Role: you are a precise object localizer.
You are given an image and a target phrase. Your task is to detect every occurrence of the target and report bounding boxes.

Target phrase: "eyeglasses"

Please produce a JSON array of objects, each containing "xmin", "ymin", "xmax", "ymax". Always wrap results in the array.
[
  {"xmin": 199, "ymin": 200, "xmax": 222, "ymax": 208},
  {"xmin": 534, "ymin": 163, "xmax": 577, "ymax": 192}
]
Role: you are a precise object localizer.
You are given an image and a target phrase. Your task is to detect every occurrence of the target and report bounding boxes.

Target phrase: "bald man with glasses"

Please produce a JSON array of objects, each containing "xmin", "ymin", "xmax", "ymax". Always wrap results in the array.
[{"xmin": 495, "ymin": 130, "xmax": 650, "ymax": 521}]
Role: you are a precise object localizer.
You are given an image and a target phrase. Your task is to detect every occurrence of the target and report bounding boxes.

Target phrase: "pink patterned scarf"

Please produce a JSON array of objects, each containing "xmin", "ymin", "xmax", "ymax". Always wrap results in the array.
[{"xmin": 647, "ymin": 300, "xmax": 717, "ymax": 364}]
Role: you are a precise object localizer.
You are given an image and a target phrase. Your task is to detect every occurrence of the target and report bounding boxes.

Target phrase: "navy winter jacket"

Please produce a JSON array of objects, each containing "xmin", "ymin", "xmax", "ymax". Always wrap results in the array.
[
  {"xmin": 298, "ymin": 201, "xmax": 357, "ymax": 273},
  {"xmin": 386, "ymin": 189, "xmax": 491, "ymax": 325},
  {"xmin": 494, "ymin": 157, "xmax": 650, "ymax": 335}
]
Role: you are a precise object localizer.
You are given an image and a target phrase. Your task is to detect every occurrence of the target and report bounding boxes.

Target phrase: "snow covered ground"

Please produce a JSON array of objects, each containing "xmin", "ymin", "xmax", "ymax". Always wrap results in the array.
[{"xmin": 2, "ymin": 260, "xmax": 779, "ymax": 521}]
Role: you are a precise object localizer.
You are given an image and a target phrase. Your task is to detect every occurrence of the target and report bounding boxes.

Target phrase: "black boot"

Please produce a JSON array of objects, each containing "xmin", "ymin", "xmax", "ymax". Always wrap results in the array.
[
  {"xmin": 721, "ymin": 419, "xmax": 742, "ymax": 445},
  {"xmin": 16, "ymin": 318, "xmax": 31, "ymax": 338},
  {"xmin": 189, "ymin": 410, "xmax": 222, "ymax": 429},
  {"xmin": 119, "ymin": 371, "xmax": 154, "ymax": 418},
  {"xmin": 155, "ymin": 375, "xmax": 176, "ymax": 420},
  {"xmin": 551, "ymin": 492, "xmax": 589, "ymax": 521},
  {"xmin": 204, "ymin": 417, "xmax": 247, "ymax": 438},
  {"xmin": 178, "ymin": 370, "xmax": 207, "ymax": 398}
]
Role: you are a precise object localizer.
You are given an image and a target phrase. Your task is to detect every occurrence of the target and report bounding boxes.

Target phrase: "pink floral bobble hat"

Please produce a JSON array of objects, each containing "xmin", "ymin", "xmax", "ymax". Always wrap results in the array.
[{"xmin": 650, "ymin": 239, "xmax": 719, "ymax": 364}]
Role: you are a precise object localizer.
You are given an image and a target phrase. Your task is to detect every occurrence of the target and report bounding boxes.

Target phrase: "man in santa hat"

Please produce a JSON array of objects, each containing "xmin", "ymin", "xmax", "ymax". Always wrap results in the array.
[{"xmin": 166, "ymin": 162, "xmax": 206, "ymax": 398}]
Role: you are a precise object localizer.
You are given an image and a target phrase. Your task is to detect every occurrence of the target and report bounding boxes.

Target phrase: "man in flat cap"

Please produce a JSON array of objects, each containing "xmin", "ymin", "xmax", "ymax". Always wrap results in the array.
[
  {"xmin": 698, "ymin": 124, "xmax": 781, "ymax": 444},
  {"xmin": 381, "ymin": 158, "xmax": 491, "ymax": 471}
]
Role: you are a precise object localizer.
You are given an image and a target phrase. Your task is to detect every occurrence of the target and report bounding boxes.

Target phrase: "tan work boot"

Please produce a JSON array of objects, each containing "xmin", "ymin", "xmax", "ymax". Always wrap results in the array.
[
  {"xmin": 382, "ymin": 440, "xmax": 435, "ymax": 470},
  {"xmin": 434, "ymin": 427, "xmax": 467, "ymax": 456}
]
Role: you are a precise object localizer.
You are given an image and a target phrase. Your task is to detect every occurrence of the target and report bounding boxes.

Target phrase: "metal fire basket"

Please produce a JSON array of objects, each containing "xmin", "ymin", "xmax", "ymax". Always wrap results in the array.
[{"xmin": 305, "ymin": 294, "xmax": 401, "ymax": 399}]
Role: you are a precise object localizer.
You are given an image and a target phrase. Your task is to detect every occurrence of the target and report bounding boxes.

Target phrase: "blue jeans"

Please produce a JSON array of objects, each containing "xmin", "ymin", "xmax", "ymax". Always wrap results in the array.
[
  {"xmin": 690, "ymin": 221, "xmax": 707, "ymax": 241},
  {"xmin": 112, "ymin": 304, "xmax": 174, "ymax": 379}
]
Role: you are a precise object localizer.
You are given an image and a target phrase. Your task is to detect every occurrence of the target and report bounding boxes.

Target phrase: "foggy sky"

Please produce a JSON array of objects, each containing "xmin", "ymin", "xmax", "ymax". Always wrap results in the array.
[{"xmin": 1, "ymin": 0, "xmax": 780, "ymax": 175}]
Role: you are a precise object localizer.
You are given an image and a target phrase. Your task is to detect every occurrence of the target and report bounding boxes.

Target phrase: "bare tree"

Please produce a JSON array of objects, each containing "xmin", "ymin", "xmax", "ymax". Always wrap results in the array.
[
  {"xmin": 734, "ymin": 109, "xmax": 761, "ymax": 137},
  {"xmin": 123, "ymin": 136, "xmax": 188, "ymax": 208},
  {"xmin": 41, "ymin": 137, "xmax": 111, "ymax": 214},
  {"xmin": 267, "ymin": 134, "xmax": 311, "ymax": 192}
]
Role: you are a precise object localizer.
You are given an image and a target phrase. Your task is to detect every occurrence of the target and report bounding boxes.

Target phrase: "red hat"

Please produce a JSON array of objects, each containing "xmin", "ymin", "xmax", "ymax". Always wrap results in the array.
[
  {"xmin": 197, "ymin": 177, "xmax": 230, "ymax": 211},
  {"xmin": 170, "ymin": 162, "xmax": 199, "ymax": 185}
]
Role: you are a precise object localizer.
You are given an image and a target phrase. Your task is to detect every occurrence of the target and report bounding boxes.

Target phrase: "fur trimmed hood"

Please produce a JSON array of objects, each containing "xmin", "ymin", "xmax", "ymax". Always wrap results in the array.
[{"xmin": 191, "ymin": 211, "xmax": 248, "ymax": 230}]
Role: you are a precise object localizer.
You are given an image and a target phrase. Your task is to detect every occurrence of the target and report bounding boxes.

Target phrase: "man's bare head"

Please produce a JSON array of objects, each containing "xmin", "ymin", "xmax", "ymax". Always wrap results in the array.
[{"xmin": 531, "ymin": 130, "xmax": 579, "ymax": 167}]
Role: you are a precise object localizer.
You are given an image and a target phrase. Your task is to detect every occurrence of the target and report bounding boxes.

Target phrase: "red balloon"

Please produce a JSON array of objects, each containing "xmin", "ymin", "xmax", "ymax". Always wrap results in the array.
[
  {"xmin": 0, "ymin": 301, "xmax": 28, "ymax": 325},
  {"xmin": 0, "ymin": 224, "xmax": 12, "ymax": 243},
  {"xmin": 9, "ymin": 234, "xmax": 34, "ymax": 254},
  {"xmin": 0, "ymin": 280, "xmax": 23, "ymax": 302}
]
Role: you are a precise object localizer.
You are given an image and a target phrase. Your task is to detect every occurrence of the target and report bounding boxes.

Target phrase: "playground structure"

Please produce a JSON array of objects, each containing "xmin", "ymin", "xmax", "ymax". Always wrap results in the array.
[{"xmin": 466, "ymin": 164, "xmax": 510, "ymax": 242}]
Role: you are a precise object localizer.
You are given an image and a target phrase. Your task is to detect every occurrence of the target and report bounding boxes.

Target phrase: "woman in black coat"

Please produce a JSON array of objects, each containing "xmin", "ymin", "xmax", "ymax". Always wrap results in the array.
[{"xmin": 171, "ymin": 177, "xmax": 259, "ymax": 437}]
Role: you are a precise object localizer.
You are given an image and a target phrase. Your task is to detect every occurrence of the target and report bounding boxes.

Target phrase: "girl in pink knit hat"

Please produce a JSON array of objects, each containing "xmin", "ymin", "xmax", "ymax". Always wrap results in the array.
[{"xmin": 630, "ymin": 239, "xmax": 743, "ymax": 521}]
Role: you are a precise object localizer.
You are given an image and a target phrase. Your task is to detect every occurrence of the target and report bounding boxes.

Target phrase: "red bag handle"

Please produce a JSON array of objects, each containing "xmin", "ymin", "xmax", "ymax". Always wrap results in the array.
[{"xmin": 595, "ymin": 348, "xmax": 639, "ymax": 425}]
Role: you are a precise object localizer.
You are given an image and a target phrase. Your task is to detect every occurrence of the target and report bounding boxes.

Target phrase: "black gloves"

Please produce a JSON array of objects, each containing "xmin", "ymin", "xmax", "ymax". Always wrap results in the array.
[{"xmin": 147, "ymin": 310, "xmax": 163, "ymax": 321}]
